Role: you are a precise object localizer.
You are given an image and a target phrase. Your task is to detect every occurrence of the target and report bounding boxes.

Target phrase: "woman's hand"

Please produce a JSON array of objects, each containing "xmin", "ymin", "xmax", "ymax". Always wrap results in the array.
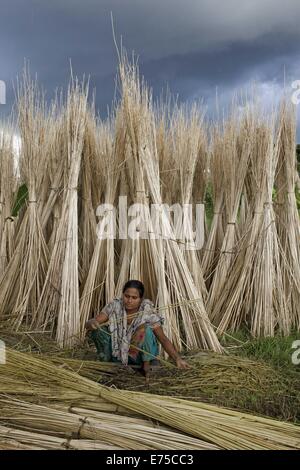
[
  {"xmin": 85, "ymin": 318, "xmax": 100, "ymax": 331},
  {"xmin": 153, "ymin": 326, "xmax": 190, "ymax": 369},
  {"xmin": 85, "ymin": 312, "xmax": 109, "ymax": 331},
  {"xmin": 176, "ymin": 357, "xmax": 190, "ymax": 369}
]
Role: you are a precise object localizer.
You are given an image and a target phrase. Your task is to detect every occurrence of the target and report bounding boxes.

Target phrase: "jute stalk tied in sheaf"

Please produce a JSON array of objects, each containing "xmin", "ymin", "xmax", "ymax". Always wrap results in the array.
[
  {"xmin": 0, "ymin": 70, "xmax": 49, "ymax": 328},
  {"xmin": 34, "ymin": 80, "xmax": 89, "ymax": 347},
  {"xmin": 0, "ymin": 124, "xmax": 17, "ymax": 278},
  {"xmin": 79, "ymin": 116, "xmax": 122, "ymax": 338},
  {"xmin": 208, "ymin": 106, "xmax": 252, "ymax": 321},
  {"xmin": 213, "ymin": 111, "xmax": 291, "ymax": 335},
  {"xmin": 201, "ymin": 124, "xmax": 225, "ymax": 286},
  {"xmin": 121, "ymin": 54, "xmax": 221, "ymax": 352},
  {"xmin": 275, "ymin": 100, "xmax": 300, "ymax": 330}
]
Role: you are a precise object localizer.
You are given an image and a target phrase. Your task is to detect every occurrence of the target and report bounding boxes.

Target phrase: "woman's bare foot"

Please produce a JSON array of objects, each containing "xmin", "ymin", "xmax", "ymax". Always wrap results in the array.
[{"xmin": 143, "ymin": 361, "xmax": 151, "ymax": 384}]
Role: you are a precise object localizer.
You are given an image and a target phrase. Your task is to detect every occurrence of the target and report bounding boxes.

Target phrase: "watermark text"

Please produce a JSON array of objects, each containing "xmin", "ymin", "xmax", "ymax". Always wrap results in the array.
[{"xmin": 0, "ymin": 80, "xmax": 6, "ymax": 104}]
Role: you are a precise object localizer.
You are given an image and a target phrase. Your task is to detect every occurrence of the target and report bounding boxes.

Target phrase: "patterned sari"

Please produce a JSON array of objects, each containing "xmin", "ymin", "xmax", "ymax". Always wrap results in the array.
[{"xmin": 101, "ymin": 298, "xmax": 164, "ymax": 365}]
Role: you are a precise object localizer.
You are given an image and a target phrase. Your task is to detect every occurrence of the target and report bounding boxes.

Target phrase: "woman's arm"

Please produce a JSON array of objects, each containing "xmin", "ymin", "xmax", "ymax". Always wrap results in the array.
[
  {"xmin": 85, "ymin": 312, "xmax": 109, "ymax": 331},
  {"xmin": 153, "ymin": 325, "xmax": 190, "ymax": 369}
]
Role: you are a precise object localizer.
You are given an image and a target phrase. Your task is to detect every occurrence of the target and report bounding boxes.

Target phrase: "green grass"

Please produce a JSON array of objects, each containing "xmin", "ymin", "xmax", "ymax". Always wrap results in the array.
[{"xmin": 221, "ymin": 329, "xmax": 300, "ymax": 372}]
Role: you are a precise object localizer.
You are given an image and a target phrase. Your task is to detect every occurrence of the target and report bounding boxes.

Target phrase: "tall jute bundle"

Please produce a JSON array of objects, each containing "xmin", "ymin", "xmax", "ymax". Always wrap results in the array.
[
  {"xmin": 79, "ymin": 116, "xmax": 122, "ymax": 336},
  {"xmin": 208, "ymin": 107, "xmax": 252, "ymax": 323},
  {"xmin": 115, "ymin": 53, "xmax": 221, "ymax": 351},
  {"xmin": 114, "ymin": 54, "xmax": 158, "ymax": 299},
  {"xmin": 0, "ymin": 70, "xmax": 49, "ymax": 327},
  {"xmin": 214, "ymin": 113, "xmax": 290, "ymax": 335},
  {"xmin": 275, "ymin": 100, "xmax": 300, "ymax": 330},
  {"xmin": 40, "ymin": 98, "xmax": 67, "ymax": 248},
  {"xmin": 0, "ymin": 125, "xmax": 17, "ymax": 277},
  {"xmin": 78, "ymin": 108, "xmax": 98, "ymax": 285},
  {"xmin": 171, "ymin": 104, "xmax": 208, "ymax": 299},
  {"xmin": 35, "ymin": 80, "xmax": 88, "ymax": 346},
  {"xmin": 201, "ymin": 124, "xmax": 225, "ymax": 285}
]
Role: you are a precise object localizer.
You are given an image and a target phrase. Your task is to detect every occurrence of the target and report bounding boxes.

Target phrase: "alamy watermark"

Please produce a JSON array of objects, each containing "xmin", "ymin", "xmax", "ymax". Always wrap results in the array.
[
  {"xmin": 291, "ymin": 340, "xmax": 300, "ymax": 365},
  {"xmin": 291, "ymin": 80, "xmax": 300, "ymax": 105},
  {"xmin": 0, "ymin": 80, "xmax": 6, "ymax": 104},
  {"xmin": 96, "ymin": 197, "xmax": 205, "ymax": 250},
  {"xmin": 0, "ymin": 340, "xmax": 6, "ymax": 364}
]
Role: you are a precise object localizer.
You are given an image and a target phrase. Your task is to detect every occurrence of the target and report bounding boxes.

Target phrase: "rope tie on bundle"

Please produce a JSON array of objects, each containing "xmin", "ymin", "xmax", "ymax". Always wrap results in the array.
[
  {"xmin": 61, "ymin": 437, "xmax": 72, "ymax": 450},
  {"xmin": 76, "ymin": 416, "xmax": 88, "ymax": 439}
]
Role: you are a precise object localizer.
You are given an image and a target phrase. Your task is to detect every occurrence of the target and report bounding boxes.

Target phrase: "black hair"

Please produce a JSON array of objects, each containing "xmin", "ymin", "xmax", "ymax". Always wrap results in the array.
[{"xmin": 122, "ymin": 280, "xmax": 145, "ymax": 298}]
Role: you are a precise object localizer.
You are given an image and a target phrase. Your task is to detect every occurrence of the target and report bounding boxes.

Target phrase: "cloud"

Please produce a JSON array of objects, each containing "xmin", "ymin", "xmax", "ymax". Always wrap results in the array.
[
  {"xmin": 1, "ymin": 0, "xmax": 300, "ymax": 135},
  {"xmin": 41, "ymin": 0, "xmax": 300, "ymax": 59}
]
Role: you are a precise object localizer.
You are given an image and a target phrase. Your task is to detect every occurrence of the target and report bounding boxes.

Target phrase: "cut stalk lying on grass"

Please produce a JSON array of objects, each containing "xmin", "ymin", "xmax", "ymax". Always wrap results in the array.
[
  {"xmin": 0, "ymin": 398, "xmax": 219, "ymax": 450},
  {"xmin": 1, "ymin": 348, "xmax": 299, "ymax": 450}
]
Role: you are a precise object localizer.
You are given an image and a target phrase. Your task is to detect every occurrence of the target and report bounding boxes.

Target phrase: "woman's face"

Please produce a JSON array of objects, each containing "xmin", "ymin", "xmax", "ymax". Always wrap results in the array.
[{"xmin": 123, "ymin": 288, "xmax": 142, "ymax": 312}]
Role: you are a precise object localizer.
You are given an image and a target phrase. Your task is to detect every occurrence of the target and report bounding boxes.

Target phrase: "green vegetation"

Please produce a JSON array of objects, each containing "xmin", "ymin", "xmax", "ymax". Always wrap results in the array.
[{"xmin": 11, "ymin": 183, "xmax": 28, "ymax": 217}]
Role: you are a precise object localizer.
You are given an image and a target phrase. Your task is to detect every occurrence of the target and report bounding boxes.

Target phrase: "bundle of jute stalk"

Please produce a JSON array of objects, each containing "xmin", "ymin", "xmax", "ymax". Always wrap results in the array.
[
  {"xmin": 0, "ymin": 425, "xmax": 122, "ymax": 450},
  {"xmin": 0, "ymin": 70, "xmax": 50, "ymax": 328},
  {"xmin": 104, "ymin": 390, "xmax": 300, "ymax": 450},
  {"xmin": 113, "ymin": 54, "xmax": 177, "ymax": 347},
  {"xmin": 41, "ymin": 352, "xmax": 300, "ymax": 421},
  {"xmin": 35, "ymin": 79, "xmax": 89, "ymax": 346},
  {"xmin": 141, "ymin": 139, "xmax": 221, "ymax": 351},
  {"xmin": 2, "ymin": 349, "xmax": 300, "ymax": 450},
  {"xmin": 114, "ymin": 52, "xmax": 221, "ymax": 351},
  {"xmin": 214, "ymin": 111, "xmax": 290, "ymax": 335},
  {"xmin": 155, "ymin": 98, "xmax": 179, "ymax": 206},
  {"xmin": 40, "ymin": 96, "xmax": 67, "ymax": 247},
  {"xmin": 171, "ymin": 104, "xmax": 208, "ymax": 300},
  {"xmin": 114, "ymin": 54, "xmax": 159, "ymax": 301},
  {"xmin": 78, "ymin": 107, "xmax": 98, "ymax": 286},
  {"xmin": 79, "ymin": 112, "xmax": 124, "ymax": 337},
  {"xmin": 201, "ymin": 124, "xmax": 225, "ymax": 286},
  {"xmin": 0, "ymin": 398, "xmax": 218, "ymax": 450},
  {"xmin": 275, "ymin": 101, "xmax": 300, "ymax": 330},
  {"xmin": 0, "ymin": 124, "xmax": 17, "ymax": 277},
  {"xmin": 208, "ymin": 106, "xmax": 252, "ymax": 323}
]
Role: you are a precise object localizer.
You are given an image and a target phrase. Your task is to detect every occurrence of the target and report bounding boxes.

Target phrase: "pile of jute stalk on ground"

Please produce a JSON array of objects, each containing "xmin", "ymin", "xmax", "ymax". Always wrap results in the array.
[
  {"xmin": 1, "ymin": 320, "xmax": 299, "ymax": 422},
  {"xmin": 0, "ymin": 348, "xmax": 299, "ymax": 450},
  {"xmin": 0, "ymin": 55, "xmax": 299, "ymax": 351}
]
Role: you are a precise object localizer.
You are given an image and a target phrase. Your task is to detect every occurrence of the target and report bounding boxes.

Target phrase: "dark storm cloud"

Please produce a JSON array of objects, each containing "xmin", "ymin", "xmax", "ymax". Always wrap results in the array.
[
  {"xmin": 1, "ymin": 0, "xmax": 300, "ymax": 125},
  {"xmin": 140, "ymin": 31, "xmax": 300, "ymax": 100}
]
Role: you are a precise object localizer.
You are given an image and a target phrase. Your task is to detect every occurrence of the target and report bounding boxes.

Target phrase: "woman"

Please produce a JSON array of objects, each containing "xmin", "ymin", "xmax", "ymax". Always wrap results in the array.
[{"xmin": 86, "ymin": 280, "xmax": 189, "ymax": 381}]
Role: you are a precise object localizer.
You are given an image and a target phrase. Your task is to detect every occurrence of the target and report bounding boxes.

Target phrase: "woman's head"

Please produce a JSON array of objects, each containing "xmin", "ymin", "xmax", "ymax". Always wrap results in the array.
[{"xmin": 122, "ymin": 280, "xmax": 144, "ymax": 312}]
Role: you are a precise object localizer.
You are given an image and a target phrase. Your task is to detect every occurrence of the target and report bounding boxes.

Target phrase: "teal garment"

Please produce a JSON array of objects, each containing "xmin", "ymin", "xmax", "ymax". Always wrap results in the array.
[
  {"xmin": 90, "ymin": 325, "xmax": 159, "ymax": 366},
  {"xmin": 90, "ymin": 326, "xmax": 115, "ymax": 362}
]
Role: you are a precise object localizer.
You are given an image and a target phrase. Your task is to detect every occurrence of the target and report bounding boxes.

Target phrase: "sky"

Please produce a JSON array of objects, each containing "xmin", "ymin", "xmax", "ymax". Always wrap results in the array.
[{"xmin": 1, "ymin": 0, "xmax": 300, "ymax": 135}]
